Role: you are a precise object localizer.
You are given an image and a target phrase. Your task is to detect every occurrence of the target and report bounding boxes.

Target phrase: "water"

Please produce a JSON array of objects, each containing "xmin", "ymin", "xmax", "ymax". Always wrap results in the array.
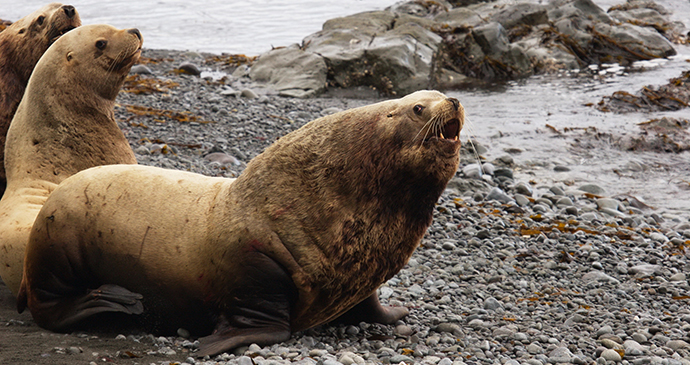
[{"xmin": 1, "ymin": 0, "xmax": 394, "ymax": 55}]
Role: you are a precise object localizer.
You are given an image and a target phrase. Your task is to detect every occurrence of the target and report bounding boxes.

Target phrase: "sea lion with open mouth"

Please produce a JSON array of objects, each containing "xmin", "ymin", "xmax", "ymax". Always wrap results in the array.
[{"xmin": 18, "ymin": 90, "xmax": 463, "ymax": 357}]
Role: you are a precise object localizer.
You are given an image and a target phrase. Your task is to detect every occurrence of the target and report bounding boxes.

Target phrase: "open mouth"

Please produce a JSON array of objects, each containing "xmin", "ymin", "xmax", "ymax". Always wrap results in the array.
[
  {"xmin": 49, "ymin": 25, "xmax": 77, "ymax": 43},
  {"xmin": 436, "ymin": 118, "xmax": 460, "ymax": 142}
]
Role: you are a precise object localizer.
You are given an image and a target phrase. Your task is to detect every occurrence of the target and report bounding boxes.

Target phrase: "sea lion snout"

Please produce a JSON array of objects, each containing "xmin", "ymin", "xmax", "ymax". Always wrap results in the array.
[
  {"xmin": 127, "ymin": 28, "xmax": 142, "ymax": 41},
  {"xmin": 447, "ymin": 97, "xmax": 460, "ymax": 111},
  {"xmin": 62, "ymin": 5, "xmax": 76, "ymax": 18}
]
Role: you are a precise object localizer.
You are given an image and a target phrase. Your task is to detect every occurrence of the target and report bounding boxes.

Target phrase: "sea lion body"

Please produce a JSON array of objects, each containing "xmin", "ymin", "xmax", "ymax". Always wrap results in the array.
[
  {"xmin": 0, "ymin": 24, "xmax": 143, "ymax": 295},
  {"xmin": 19, "ymin": 91, "xmax": 464, "ymax": 356},
  {"xmin": 0, "ymin": 3, "xmax": 81, "ymax": 196}
]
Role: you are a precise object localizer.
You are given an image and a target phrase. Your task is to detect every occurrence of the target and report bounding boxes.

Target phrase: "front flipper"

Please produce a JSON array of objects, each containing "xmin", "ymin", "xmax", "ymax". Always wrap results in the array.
[
  {"xmin": 28, "ymin": 284, "xmax": 143, "ymax": 331},
  {"xmin": 198, "ymin": 250, "xmax": 298, "ymax": 357},
  {"xmin": 333, "ymin": 292, "xmax": 409, "ymax": 325}
]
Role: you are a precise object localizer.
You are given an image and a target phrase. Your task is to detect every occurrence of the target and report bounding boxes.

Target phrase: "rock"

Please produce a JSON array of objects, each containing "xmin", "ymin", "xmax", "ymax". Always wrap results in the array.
[
  {"xmin": 249, "ymin": 44, "xmax": 327, "ymax": 98},
  {"xmin": 515, "ymin": 194, "xmax": 531, "ymax": 207},
  {"xmin": 579, "ymin": 184, "xmax": 606, "ymax": 195},
  {"xmin": 549, "ymin": 346, "xmax": 574, "ymax": 363},
  {"xmin": 395, "ymin": 324, "xmax": 414, "ymax": 337},
  {"xmin": 463, "ymin": 163, "xmax": 483, "ymax": 179},
  {"xmin": 304, "ymin": 10, "xmax": 442, "ymax": 95},
  {"xmin": 130, "ymin": 64, "xmax": 153, "ymax": 75},
  {"xmin": 600, "ymin": 348, "xmax": 622, "ymax": 362},
  {"xmin": 628, "ymin": 264, "xmax": 660, "ymax": 277},
  {"xmin": 177, "ymin": 63, "xmax": 201, "ymax": 76},
  {"xmin": 515, "ymin": 182, "xmax": 533, "ymax": 196},
  {"xmin": 623, "ymin": 340, "xmax": 645, "ymax": 356},
  {"xmin": 485, "ymin": 187, "xmax": 514, "ymax": 203},
  {"xmin": 240, "ymin": 89, "xmax": 259, "ymax": 99},
  {"xmin": 667, "ymin": 340, "xmax": 690, "ymax": 351},
  {"xmin": 582, "ymin": 271, "xmax": 620, "ymax": 284},
  {"xmin": 670, "ymin": 273, "xmax": 687, "ymax": 281},
  {"xmin": 597, "ymin": 198, "xmax": 619, "ymax": 210},
  {"xmin": 483, "ymin": 297, "xmax": 503, "ymax": 311},
  {"xmin": 490, "ymin": 3, "xmax": 549, "ymax": 30},
  {"xmin": 204, "ymin": 152, "xmax": 240, "ymax": 166}
]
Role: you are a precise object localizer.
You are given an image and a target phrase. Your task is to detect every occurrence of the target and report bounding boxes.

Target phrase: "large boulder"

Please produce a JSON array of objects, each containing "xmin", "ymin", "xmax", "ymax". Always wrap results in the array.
[
  {"xmin": 304, "ymin": 11, "xmax": 442, "ymax": 95},
  {"xmin": 248, "ymin": 44, "xmax": 327, "ymax": 98},
  {"xmin": 242, "ymin": 0, "xmax": 681, "ymax": 97}
]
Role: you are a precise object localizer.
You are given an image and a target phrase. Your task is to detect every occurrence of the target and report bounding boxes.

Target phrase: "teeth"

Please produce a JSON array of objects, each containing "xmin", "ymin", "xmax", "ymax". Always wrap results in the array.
[
  {"xmin": 440, "ymin": 132, "xmax": 445, "ymax": 139},
  {"xmin": 454, "ymin": 136, "xmax": 458, "ymax": 141}
]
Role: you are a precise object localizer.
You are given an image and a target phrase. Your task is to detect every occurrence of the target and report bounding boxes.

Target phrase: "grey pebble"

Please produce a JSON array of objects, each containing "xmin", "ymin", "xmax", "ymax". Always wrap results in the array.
[
  {"xmin": 130, "ymin": 64, "xmax": 153, "ymax": 74},
  {"xmin": 515, "ymin": 194, "xmax": 531, "ymax": 206},
  {"xmin": 600, "ymin": 349, "xmax": 622, "ymax": 362},
  {"xmin": 579, "ymin": 183, "xmax": 606, "ymax": 195},
  {"xmin": 177, "ymin": 62, "xmax": 201, "ymax": 76}
]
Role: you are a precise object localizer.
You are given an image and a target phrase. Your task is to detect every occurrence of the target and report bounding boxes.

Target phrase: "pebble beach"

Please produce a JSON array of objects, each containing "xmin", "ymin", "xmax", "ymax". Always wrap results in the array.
[
  {"xmin": 1, "ymin": 45, "xmax": 690, "ymax": 365},
  {"xmin": 15, "ymin": 45, "xmax": 690, "ymax": 365}
]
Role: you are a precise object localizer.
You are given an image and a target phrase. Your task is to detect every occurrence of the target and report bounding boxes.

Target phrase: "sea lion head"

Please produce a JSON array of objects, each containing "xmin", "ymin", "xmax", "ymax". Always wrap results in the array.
[
  {"xmin": 0, "ymin": 3, "xmax": 81, "ymax": 82},
  {"xmin": 325, "ymin": 90, "xmax": 464, "ymax": 202},
  {"xmin": 32, "ymin": 24, "xmax": 143, "ymax": 103}
]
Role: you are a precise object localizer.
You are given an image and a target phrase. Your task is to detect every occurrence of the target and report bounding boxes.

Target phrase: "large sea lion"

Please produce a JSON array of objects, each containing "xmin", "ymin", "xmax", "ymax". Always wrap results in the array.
[
  {"xmin": 0, "ymin": 3, "xmax": 81, "ymax": 197},
  {"xmin": 18, "ymin": 90, "xmax": 464, "ymax": 356},
  {"xmin": 0, "ymin": 24, "xmax": 142, "ymax": 296}
]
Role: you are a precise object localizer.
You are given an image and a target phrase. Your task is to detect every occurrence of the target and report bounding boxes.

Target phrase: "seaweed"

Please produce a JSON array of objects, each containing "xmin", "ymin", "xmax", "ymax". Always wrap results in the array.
[
  {"xmin": 122, "ymin": 75, "xmax": 179, "ymax": 95},
  {"xmin": 118, "ymin": 104, "xmax": 214, "ymax": 124}
]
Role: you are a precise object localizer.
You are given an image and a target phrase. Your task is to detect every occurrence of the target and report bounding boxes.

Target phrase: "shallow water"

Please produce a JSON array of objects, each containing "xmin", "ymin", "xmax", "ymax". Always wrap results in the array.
[{"xmin": 1, "ymin": 0, "xmax": 393, "ymax": 55}]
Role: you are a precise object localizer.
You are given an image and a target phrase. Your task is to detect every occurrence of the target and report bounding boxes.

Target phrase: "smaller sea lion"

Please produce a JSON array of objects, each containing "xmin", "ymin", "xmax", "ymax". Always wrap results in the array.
[
  {"xmin": 18, "ymin": 90, "xmax": 464, "ymax": 357},
  {"xmin": 0, "ymin": 24, "xmax": 143, "ymax": 296},
  {"xmin": 0, "ymin": 3, "xmax": 81, "ymax": 197}
]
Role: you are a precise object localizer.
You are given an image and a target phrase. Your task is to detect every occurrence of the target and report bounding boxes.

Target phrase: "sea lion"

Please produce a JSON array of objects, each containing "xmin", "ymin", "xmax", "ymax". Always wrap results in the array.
[
  {"xmin": 18, "ymin": 90, "xmax": 464, "ymax": 356},
  {"xmin": 0, "ymin": 24, "xmax": 142, "ymax": 296},
  {"xmin": 0, "ymin": 3, "xmax": 81, "ymax": 197}
]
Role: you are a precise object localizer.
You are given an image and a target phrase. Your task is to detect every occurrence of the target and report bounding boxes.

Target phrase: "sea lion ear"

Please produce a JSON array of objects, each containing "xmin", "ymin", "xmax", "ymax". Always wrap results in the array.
[
  {"xmin": 66, "ymin": 52, "xmax": 73, "ymax": 62},
  {"xmin": 387, "ymin": 113, "xmax": 393, "ymax": 118}
]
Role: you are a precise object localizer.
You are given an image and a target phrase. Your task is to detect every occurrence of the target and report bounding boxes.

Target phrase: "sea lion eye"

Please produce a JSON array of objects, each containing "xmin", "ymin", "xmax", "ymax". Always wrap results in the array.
[
  {"xmin": 413, "ymin": 105, "xmax": 424, "ymax": 115},
  {"xmin": 36, "ymin": 16, "xmax": 45, "ymax": 26},
  {"xmin": 95, "ymin": 40, "xmax": 107, "ymax": 50}
]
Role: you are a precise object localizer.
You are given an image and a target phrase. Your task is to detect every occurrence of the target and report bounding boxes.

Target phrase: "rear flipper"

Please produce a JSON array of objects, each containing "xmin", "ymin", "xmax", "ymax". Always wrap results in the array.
[
  {"xmin": 198, "ymin": 323, "xmax": 291, "ymax": 358},
  {"xmin": 23, "ymin": 284, "xmax": 143, "ymax": 331},
  {"xmin": 332, "ymin": 292, "xmax": 409, "ymax": 325}
]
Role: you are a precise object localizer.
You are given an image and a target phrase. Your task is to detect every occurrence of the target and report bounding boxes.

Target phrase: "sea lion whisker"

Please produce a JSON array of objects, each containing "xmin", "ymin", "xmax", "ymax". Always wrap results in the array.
[
  {"xmin": 413, "ymin": 118, "xmax": 436, "ymax": 146},
  {"xmin": 463, "ymin": 116, "xmax": 484, "ymax": 175}
]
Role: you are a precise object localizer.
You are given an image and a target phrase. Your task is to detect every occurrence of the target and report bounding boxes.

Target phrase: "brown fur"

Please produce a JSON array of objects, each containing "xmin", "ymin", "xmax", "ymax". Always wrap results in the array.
[
  {"xmin": 0, "ymin": 3, "xmax": 81, "ymax": 196},
  {"xmin": 18, "ymin": 91, "xmax": 463, "ymax": 356},
  {"xmin": 0, "ymin": 24, "xmax": 142, "ymax": 296}
]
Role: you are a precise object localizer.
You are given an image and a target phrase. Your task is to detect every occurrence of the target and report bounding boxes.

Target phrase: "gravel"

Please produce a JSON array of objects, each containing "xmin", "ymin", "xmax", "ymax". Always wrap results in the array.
[{"xmin": 54, "ymin": 49, "xmax": 690, "ymax": 364}]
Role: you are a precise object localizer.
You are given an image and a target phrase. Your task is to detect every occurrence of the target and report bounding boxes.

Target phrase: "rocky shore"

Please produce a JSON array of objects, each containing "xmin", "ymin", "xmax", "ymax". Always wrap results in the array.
[
  {"xmin": 0, "ymin": 45, "xmax": 688, "ymax": 365},
  {"xmin": 2, "ymin": 0, "xmax": 690, "ymax": 364}
]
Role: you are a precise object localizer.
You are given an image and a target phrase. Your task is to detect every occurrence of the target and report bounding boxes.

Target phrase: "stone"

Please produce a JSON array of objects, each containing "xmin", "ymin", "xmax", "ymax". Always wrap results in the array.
[
  {"xmin": 582, "ymin": 271, "xmax": 620, "ymax": 284},
  {"xmin": 515, "ymin": 194, "xmax": 531, "ymax": 207},
  {"xmin": 549, "ymin": 346, "xmax": 574, "ymax": 363},
  {"xmin": 485, "ymin": 187, "xmax": 514, "ymax": 203},
  {"xmin": 599, "ymin": 349, "xmax": 622, "ymax": 362},
  {"xmin": 177, "ymin": 63, "xmax": 201, "ymax": 76},
  {"xmin": 597, "ymin": 198, "xmax": 619, "ymax": 210},
  {"xmin": 579, "ymin": 184, "xmax": 606, "ymax": 195},
  {"xmin": 249, "ymin": 44, "xmax": 327, "ymax": 98}
]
